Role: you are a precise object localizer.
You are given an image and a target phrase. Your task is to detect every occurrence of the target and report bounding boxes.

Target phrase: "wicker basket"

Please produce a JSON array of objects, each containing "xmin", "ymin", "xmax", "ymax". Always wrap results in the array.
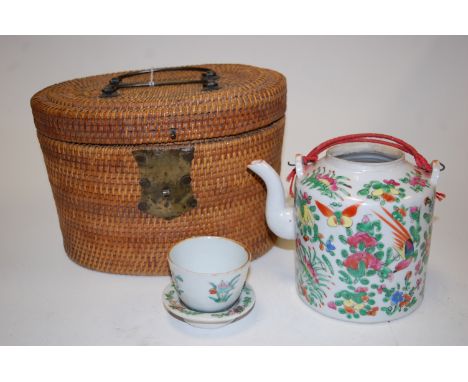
[{"xmin": 31, "ymin": 64, "xmax": 286, "ymax": 275}]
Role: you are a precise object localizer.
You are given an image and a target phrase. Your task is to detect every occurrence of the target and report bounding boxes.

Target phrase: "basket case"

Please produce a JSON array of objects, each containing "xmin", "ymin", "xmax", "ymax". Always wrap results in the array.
[{"xmin": 31, "ymin": 64, "xmax": 286, "ymax": 275}]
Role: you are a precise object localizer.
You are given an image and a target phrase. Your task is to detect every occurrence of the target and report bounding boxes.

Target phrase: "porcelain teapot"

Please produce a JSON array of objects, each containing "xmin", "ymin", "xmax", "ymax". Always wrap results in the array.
[{"xmin": 248, "ymin": 133, "xmax": 444, "ymax": 323}]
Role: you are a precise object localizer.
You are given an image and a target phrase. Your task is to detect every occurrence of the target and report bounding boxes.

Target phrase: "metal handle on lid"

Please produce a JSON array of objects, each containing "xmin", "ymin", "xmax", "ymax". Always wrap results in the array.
[{"xmin": 100, "ymin": 66, "xmax": 220, "ymax": 97}]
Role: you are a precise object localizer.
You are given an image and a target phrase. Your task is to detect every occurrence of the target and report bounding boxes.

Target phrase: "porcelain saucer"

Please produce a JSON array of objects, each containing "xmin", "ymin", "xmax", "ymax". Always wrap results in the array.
[{"xmin": 162, "ymin": 283, "xmax": 255, "ymax": 329}]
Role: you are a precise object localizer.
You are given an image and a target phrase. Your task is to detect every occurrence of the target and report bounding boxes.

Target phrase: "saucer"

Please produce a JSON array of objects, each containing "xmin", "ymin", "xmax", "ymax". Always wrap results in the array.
[{"xmin": 162, "ymin": 282, "xmax": 255, "ymax": 329}]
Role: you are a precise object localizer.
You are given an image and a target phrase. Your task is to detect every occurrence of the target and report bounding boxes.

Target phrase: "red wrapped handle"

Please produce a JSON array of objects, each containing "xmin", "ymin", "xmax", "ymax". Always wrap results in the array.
[{"xmin": 286, "ymin": 133, "xmax": 445, "ymax": 200}]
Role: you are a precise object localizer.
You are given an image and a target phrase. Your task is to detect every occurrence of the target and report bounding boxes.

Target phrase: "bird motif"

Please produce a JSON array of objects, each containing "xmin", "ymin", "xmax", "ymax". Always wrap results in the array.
[
  {"xmin": 373, "ymin": 207, "xmax": 415, "ymax": 272},
  {"xmin": 315, "ymin": 200, "xmax": 361, "ymax": 228}
]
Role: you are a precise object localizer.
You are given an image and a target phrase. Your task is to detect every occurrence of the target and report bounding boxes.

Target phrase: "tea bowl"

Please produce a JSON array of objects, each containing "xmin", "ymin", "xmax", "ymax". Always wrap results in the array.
[{"xmin": 168, "ymin": 236, "xmax": 251, "ymax": 312}]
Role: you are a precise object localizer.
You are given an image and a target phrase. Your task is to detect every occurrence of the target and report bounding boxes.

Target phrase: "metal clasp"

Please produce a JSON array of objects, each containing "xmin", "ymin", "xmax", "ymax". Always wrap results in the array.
[{"xmin": 133, "ymin": 147, "xmax": 197, "ymax": 219}]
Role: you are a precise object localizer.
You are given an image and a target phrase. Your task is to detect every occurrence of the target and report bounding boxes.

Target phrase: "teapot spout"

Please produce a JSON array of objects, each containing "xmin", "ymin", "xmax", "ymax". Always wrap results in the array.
[{"xmin": 248, "ymin": 160, "xmax": 295, "ymax": 240}]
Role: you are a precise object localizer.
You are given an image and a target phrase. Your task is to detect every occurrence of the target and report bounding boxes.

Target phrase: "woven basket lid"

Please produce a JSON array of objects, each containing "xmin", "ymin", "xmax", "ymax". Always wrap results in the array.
[{"xmin": 31, "ymin": 64, "xmax": 286, "ymax": 145}]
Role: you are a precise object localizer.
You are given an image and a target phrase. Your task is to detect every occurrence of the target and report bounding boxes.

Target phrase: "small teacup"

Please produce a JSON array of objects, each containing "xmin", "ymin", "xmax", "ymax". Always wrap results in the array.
[{"xmin": 168, "ymin": 236, "xmax": 251, "ymax": 312}]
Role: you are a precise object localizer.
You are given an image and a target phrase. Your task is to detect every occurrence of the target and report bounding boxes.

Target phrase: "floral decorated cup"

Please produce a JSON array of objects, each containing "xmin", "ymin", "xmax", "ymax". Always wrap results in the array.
[{"xmin": 168, "ymin": 236, "xmax": 251, "ymax": 312}]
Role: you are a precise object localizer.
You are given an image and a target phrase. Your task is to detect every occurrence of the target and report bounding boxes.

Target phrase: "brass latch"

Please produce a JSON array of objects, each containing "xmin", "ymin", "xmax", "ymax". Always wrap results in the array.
[{"xmin": 133, "ymin": 147, "xmax": 197, "ymax": 220}]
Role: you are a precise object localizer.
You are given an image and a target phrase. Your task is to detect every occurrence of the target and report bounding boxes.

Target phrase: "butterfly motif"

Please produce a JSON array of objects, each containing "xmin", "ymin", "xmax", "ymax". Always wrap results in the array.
[{"xmin": 315, "ymin": 200, "xmax": 361, "ymax": 228}]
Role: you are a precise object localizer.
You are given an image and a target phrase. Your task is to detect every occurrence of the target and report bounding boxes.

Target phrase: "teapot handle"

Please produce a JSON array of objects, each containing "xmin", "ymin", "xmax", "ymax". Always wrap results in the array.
[{"xmin": 287, "ymin": 133, "xmax": 445, "ymax": 200}]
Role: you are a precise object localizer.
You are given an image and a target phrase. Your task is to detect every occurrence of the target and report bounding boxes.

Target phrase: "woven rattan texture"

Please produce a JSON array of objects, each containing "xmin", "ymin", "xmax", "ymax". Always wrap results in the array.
[
  {"xmin": 38, "ymin": 119, "xmax": 285, "ymax": 275},
  {"xmin": 31, "ymin": 64, "xmax": 286, "ymax": 145}
]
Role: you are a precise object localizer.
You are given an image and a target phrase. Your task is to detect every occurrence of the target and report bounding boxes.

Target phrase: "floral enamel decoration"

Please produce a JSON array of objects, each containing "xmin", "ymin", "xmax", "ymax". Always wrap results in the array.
[
  {"xmin": 296, "ymin": 192, "xmax": 320, "ymax": 238},
  {"xmin": 423, "ymin": 197, "xmax": 434, "ymax": 224},
  {"xmin": 400, "ymin": 169, "xmax": 430, "ymax": 192},
  {"xmin": 296, "ymin": 243, "xmax": 334, "ymax": 308},
  {"xmin": 249, "ymin": 133, "xmax": 444, "ymax": 323},
  {"xmin": 303, "ymin": 195, "xmax": 437, "ymax": 321},
  {"xmin": 332, "ymin": 287, "xmax": 378, "ymax": 318},
  {"xmin": 164, "ymin": 287, "xmax": 203, "ymax": 316},
  {"xmin": 301, "ymin": 167, "xmax": 351, "ymax": 201},
  {"xmin": 162, "ymin": 283, "xmax": 255, "ymax": 328},
  {"xmin": 358, "ymin": 179, "xmax": 406, "ymax": 205},
  {"xmin": 336, "ymin": 215, "xmax": 390, "ymax": 282},
  {"xmin": 172, "ymin": 274, "xmax": 184, "ymax": 295},
  {"xmin": 323, "ymin": 206, "xmax": 431, "ymax": 320},
  {"xmin": 262, "ymin": 166, "xmax": 436, "ymax": 321},
  {"xmin": 378, "ymin": 271, "xmax": 418, "ymax": 316},
  {"xmin": 208, "ymin": 274, "xmax": 241, "ymax": 303},
  {"xmin": 392, "ymin": 205, "xmax": 408, "ymax": 223},
  {"xmin": 296, "ymin": 199, "xmax": 432, "ymax": 320},
  {"xmin": 210, "ymin": 287, "xmax": 254, "ymax": 318},
  {"xmin": 295, "ymin": 192, "xmax": 337, "ymax": 252}
]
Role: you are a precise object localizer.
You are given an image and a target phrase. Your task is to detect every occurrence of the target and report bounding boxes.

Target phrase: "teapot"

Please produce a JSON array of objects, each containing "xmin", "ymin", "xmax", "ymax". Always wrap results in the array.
[{"xmin": 248, "ymin": 133, "xmax": 444, "ymax": 322}]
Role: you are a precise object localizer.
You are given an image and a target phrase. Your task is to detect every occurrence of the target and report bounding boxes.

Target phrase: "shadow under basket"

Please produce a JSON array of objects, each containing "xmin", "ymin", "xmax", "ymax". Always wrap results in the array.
[{"xmin": 31, "ymin": 64, "xmax": 286, "ymax": 275}]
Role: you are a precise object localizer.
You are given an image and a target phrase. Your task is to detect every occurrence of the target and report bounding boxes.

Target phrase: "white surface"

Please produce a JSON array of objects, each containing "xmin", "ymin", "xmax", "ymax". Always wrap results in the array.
[
  {"xmin": 248, "ymin": 160, "xmax": 296, "ymax": 240},
  {"xmin": 1, "ymin": 36, "xmax": 468, "ymax": 344},
  {"xmin": 169, "ymin": 236, "xmax": 249, "ymax": 273}
]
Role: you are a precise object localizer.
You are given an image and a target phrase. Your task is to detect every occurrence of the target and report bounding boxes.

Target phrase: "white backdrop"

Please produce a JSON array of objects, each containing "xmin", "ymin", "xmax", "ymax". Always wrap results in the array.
[{"xmin": 0, "ymin": 36, "xmax": 467, "ymax": 344}]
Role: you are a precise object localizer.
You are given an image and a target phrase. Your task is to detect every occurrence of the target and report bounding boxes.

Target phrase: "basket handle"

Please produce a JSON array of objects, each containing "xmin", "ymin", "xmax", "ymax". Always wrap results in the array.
[{"xmin": 101, "ymin": 66, "xmax": 220, "ymax": 97}]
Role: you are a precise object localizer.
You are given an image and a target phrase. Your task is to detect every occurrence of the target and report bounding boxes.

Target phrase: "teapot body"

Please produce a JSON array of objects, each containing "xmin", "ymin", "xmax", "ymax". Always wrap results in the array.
[{"xmin": 294, "ymin": 143, "xmax": 437, "ymax": 322}]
